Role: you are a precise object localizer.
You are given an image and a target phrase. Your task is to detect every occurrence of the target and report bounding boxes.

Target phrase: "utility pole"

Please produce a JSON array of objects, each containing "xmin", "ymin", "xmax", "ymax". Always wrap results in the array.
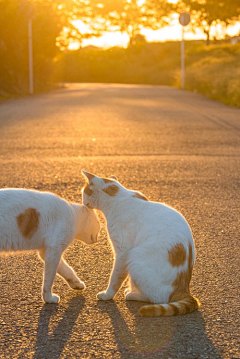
[
  {"xmin": 28, "ymin": 16, "xmax": 34, "ymax": 94},
  {"xmin": 179, "ymin": 13, "xmax": 191, "ymax": 90}
]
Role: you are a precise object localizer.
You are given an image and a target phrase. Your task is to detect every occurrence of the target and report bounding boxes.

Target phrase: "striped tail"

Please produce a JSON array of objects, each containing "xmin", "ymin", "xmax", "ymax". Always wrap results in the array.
[{"xmin": 139, "ymin": 294, "xmax": 200, "ymax": 317}]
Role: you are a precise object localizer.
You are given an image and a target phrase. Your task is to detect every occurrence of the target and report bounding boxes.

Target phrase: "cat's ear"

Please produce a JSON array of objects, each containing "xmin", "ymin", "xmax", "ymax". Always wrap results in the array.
[
  {"xmin": 109, "ymin": 175, "xmax": 118, "ymax": 181},
  {"xmin": 82, "ymin": 170, "xmax": 95, "ymax": 182}
]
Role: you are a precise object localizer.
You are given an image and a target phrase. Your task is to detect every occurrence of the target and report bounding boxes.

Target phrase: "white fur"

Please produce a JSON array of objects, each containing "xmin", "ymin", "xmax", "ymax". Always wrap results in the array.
[
  {"xmin": 82, "ymin": 171, "xmax": 195, "ymax": 304},
  {"xmin": 0, "ymin": 188, "xmax": 100, "ymax": 303}
]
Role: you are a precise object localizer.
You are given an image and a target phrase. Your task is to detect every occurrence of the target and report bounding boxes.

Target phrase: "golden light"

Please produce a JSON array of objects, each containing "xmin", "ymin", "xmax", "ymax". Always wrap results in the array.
[
  {"xmin": 68, "ymin": 1, "xmax": 240, "ymax": 50},
  {"xmin": 72, "ymin": 19, "xmax": 89, "ymax": 34},
  {"xmin": 137, "ymin": 0, "xmax": 146, "ymax": 6}
]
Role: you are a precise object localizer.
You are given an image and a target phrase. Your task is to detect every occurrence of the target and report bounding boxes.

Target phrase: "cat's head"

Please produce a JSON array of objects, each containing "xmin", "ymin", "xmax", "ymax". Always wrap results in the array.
[
  {"xmin": 76, "ymin": 205, "xmax": 100, "ymax": 245},
  {"xmin": 81, "ymin": 170, "xmax": 119, "ymax": 210}
]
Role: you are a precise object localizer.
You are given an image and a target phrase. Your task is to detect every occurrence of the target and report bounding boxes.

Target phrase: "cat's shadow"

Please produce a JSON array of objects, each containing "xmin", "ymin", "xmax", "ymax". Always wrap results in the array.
[
  {"xmin": 97, "ymin": 300, "xmax": 222, "ymax": 358},
  {"xmin": 33, "ymin": 295, "xmax": 85, "ymax": 359}
]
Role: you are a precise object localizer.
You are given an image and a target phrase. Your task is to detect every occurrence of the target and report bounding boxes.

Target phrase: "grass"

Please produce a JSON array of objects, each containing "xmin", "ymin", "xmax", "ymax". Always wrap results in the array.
[
  {"xmin": 55, "ymin": 41, "xmax": 240, "ymax": 107},
  {"xmin": 184, "ymin": 42, "xmax": 240, "ymax": 106}
]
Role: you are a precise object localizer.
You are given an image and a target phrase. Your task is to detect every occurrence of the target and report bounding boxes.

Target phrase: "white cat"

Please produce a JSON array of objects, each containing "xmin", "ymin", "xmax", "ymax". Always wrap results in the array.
[
  {"xmin": 0, "ymin": 188, "xmax": 100, "ymax": 303},
  {"xmin": 82, "ymin": 170, "xmax": 199, "ymax": 317}
]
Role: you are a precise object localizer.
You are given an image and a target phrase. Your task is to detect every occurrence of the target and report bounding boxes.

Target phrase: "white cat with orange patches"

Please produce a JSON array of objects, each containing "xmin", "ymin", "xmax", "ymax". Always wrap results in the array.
[
  {"xmin": 82, "ymin": 170, "xmax": 200, "ymax": 317},
  {"xmin": 0, "ymin": 188, "xmax": 100, "ymax": 303}
]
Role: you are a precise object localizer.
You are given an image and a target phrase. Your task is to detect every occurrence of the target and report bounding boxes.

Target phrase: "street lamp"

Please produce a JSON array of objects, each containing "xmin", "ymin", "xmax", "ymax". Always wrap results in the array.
[{"xmin": 179, "ymin": 12, "xmax": 191, "ymax": 90}]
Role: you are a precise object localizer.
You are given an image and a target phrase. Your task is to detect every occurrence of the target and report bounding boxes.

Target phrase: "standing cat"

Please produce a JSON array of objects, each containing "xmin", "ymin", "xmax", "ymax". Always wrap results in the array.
[
  {"xmin": 82, "ymin": 170, "xmax": 199, "ymax": 317},
  {"xmin": 0, "ymin": 188, "xmax": 100, "ymax": 303}
]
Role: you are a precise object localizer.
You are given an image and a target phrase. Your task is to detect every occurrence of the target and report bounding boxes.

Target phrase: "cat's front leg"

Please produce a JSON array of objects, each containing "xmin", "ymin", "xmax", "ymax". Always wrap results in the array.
[
  {"xmin": 39, "ymin": 247, "xmax": 62, "ymax": 304},
  {"xmin": 97, "ymin": 252, "xmax": 128, "ymax": 301},
  {"xmin": 57, "ymin": 258, "xmax": 85, "ymax": 290}
]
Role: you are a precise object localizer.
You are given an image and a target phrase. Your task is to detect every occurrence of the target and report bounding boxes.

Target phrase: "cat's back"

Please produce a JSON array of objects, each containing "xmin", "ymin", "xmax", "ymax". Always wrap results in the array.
[
  {"xmin": 0, "ymin": 189, "xmax": 74, "ymax": 251},
  {"xmin": 119, "ymin": 192, "xmax": 187, "ymax": 224},
  {"xmin": 0, "ymin": 188, "xmax": 72, "ymax": 223},
  {"xmin": 139, "ymin": 198, "xmax": 191, "ymax": 233},
  {"xmin": 0, "ymin": 188, "xmax": 65, "ymax": 209},
  {"xmin": 114, "ymin": 192, "xmax": 193, "ymax": 244}
]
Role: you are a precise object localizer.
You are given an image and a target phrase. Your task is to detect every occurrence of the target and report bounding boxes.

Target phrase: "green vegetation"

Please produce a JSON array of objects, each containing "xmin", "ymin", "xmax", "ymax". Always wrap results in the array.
[
  {"xmin": 176, "ymin": 0, "xmax": 240, "ymax": 45},
  {"xmin": 1, "ymin": 0, "xmax": 239, "ymax": 106},
  {"xmin": 55, "ymin": 41, "xmax": 240, "ymax": 107},
  {"xmin": 185, "ymin": 42, "xmax": 240, "ymax": 107},
  {"xmin": 55, "ymin": 42, "xmax": 180, "ymax": 86},
  {"xmin": 0, "ymin": 0, "xmax": 65, "ymax": 98}
]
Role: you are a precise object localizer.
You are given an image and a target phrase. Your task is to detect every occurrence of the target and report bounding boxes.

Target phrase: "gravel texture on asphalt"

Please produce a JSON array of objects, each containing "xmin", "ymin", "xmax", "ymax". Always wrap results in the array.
[{"xmin": 0, "ymin": 84, "xmax": 239, "ymax": 359}]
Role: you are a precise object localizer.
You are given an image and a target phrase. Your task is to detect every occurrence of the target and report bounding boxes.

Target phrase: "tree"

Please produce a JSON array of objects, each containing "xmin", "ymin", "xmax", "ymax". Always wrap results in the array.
[
  {"xmin": 0, "ymin": 0, "xmax": 101, "ymax": 95},
  {"xmin": 57, "ymin": 0, "xmax": 107, "ymax": 49},
  {"xmin": 0, "ymin": 0, "xmax": 65, "ymax": 95},
  {"xmin": 176, "ymin": 0, "xmax": 240, "ymax": 44},
  {"xmin": 89, "ymin": 0, "xmax": 175, "ymax": 46}
]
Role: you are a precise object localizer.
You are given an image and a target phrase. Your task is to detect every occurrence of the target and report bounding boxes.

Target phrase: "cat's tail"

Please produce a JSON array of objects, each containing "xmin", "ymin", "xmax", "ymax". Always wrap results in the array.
[{"xmin": 139, "ymin": 294, "xmax": 200, "ymax": 317}]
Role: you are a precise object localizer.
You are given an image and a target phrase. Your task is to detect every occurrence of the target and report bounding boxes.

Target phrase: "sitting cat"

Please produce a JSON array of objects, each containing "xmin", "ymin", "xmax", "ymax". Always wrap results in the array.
[
  {"xmin": 0, "ymin": 188, "xmax": 100, "ymax": 303},
  {"xmin": 82, "ymin": 170, "xmax": 199, "ymax": 317}
]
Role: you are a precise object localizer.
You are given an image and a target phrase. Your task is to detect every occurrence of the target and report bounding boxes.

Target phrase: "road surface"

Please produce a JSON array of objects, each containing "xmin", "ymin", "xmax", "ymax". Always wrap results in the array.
[{"xmin": 0, "ymin": 83, "xmax": 239, "ymax": 359}]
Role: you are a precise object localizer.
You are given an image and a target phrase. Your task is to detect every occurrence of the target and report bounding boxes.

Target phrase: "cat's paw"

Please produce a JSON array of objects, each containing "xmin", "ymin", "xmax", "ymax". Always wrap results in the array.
[
  {"xmin": 67, "ymin": 279, "xmax": 86, "ymax": 290},
  {"xmin": 97, "ymin": 291, "xmax": 114, "ymax": 301},
  {"xmin": 43, "ymin": 293, "xmax": 60, "ymax": 304}
]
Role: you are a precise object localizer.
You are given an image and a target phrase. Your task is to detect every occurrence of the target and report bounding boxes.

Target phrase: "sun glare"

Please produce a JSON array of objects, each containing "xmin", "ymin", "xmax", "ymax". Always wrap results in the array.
[
  {"xmin": 137, "ymin": 0, "xmax": 146, "ymax": 6},
  {"xmin": 71, "ymin": 15, "xmax": 240, "ymax": 50},
  {"xmin": 72, "ymin": 20, "xmax": 89, "ymax": 34}
]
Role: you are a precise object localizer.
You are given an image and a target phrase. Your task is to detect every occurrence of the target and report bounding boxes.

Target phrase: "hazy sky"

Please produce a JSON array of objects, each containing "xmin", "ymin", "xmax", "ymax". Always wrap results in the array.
[{"xmin": 70, "ymin": 17, "xmax": 240, "ymax": 49}]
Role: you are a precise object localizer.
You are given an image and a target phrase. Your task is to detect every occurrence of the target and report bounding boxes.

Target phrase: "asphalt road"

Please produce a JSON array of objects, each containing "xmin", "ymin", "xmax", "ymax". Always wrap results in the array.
[{"xmin": 0, "ymin": 83, "xmax": 239, "ymax": 359}]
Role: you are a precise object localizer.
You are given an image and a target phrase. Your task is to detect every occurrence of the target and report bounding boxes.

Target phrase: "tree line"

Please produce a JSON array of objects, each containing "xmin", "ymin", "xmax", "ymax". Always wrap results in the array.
[{"xmin": 0, "ymin": 0, "xmax": 239, "ymax": 97}]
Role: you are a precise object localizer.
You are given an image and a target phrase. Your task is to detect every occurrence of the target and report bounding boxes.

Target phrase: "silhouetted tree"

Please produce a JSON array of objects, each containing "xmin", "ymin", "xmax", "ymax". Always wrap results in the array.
[
  {"xmin": 0, "ymin": 0, "xmax": 104, "ymax": 95},
  {"xmin": 177, "ymin": 0, "xmax": 240, "ymax": 45},
  {"xmin": 0, "ymin": 0, "xmax": 66, "ymax": 95},
  {"xmin": 90, "ymin": 0, "xmax": 174, "ymax": 46}
]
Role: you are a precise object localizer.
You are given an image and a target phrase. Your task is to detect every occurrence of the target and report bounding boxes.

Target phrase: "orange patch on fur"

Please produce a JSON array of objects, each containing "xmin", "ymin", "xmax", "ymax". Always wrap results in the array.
[
  {"xmin": 83, "ymin": 182, "xmax": 93, "ymax": 196},
  {"xmin": 139, "ymin": 295, "xmax": 199, "ymax": 317},
  {"xmin": 169, "ymin": 303, "xmax": 179, "ymax": 315},
  {"xmin": 139, "ymin": 304, "xmax": 166, "ymax": 317},
  {"xmin": 83, "ymin": 171, "xmax": 95, "ymax": 181},
  {"xmin": 102, "ymin": 184, "xmax": 119, "ymax": 196},
  {"xmin": 168, "ymin": 243, "xmax": 193, "ymax": 302},
  {"xmin": 140, "ymin": 244, "xmax": 199, "ymax": 317},
  {"xmin": 132, "ymin": 192, "xmax": 148, "ymax": 201},
  {"xmin": 168, "ymin": 243, "xmax": 187, "ymax": 267},
  {"xmin": 16, "ymin": 208, "xmax": 40, "ymax": 239},
  {"xmin": 103, "ymin": 178, "xmax": 115, "ymax": 184}
]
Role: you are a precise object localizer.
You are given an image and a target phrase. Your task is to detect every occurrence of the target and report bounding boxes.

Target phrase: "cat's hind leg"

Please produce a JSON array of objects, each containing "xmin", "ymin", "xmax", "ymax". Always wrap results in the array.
[
  {"xmin": 38, "ymin": 248, "xmax": 62, "ymax": 304},
  {"xmin": 125, "ymin": 292, "xmax": 150, "ymax": 301},
  {"xmin": 124, "ymin": 277, "xmax": 141, "ymax": 295},
  {"xmin": 57, "ymin": 258, "xmax": 85, "ymax": 290},
  {"xmin": 125, "ymin": 278, "xmax": 150, "ymax": 302}
]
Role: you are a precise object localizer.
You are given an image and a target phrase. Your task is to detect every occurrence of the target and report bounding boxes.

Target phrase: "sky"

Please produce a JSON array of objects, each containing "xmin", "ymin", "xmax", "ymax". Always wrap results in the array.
[{"xmin": 69, "ymin": 16, "xmax": 240, "ymax": 49}]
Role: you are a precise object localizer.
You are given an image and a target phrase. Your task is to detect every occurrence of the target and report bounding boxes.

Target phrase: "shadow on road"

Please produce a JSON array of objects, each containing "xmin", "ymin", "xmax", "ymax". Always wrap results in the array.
[
  {"xmin": 97, "ymin": 300, "xmax": 222, "ymax": 359},
  {"xmin": 33, "ymin": 295, "xmax": 85, "ymax": 359}
]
